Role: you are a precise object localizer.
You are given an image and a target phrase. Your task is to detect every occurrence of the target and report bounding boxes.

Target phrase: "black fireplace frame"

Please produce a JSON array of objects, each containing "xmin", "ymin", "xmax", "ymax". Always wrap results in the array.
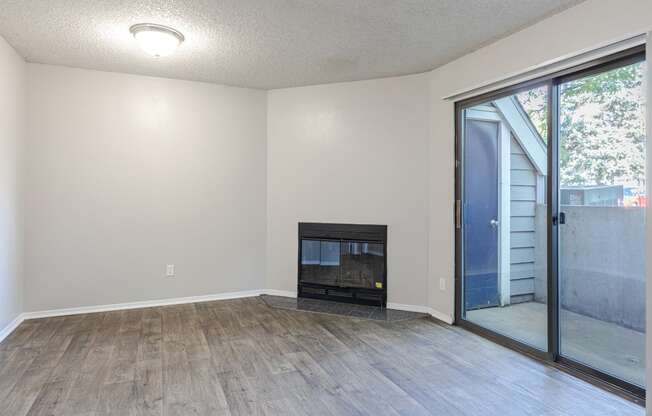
[{"xmin": 297, "ymin": 222, "xmax": 388, "ymax": 307}]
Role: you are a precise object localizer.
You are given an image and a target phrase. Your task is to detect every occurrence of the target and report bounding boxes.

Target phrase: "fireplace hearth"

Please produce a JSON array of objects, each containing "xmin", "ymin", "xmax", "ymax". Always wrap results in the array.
[{"xmin": 298, "ymin": 222, "xmax": 387, "ymax": 307}]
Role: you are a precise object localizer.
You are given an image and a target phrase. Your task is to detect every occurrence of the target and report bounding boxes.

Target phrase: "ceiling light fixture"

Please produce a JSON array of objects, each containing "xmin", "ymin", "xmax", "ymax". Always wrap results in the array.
[{"xmin": 130, "ymin": 23, "xmax": 184, "ymax": 58}]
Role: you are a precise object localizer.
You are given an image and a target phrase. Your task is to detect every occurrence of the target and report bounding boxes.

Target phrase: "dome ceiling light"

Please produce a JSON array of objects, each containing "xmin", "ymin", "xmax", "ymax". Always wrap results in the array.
[{"xmin": 130, "ymin": 23, "xmax": 184, "ymax": 58}]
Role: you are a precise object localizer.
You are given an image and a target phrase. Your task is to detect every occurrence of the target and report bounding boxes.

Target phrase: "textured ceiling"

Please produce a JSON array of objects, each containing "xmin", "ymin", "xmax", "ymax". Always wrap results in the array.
[{"xmin": 0, "ymin": 0, "xmax": 585, "ymax": 89}]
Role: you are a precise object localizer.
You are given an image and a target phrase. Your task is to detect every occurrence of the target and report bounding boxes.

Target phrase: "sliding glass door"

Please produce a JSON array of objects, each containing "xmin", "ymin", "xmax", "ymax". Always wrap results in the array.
[
  {"xmin": 557, "ymin": 58, "xmax": 646, "ymax": 388},
  {"xmin": 460, "ymin": 85, "xmax": 549, "ymax": 352},
  {"xmin": 456, "ymin": 47, "xmax": 646, "ymax": 396}
]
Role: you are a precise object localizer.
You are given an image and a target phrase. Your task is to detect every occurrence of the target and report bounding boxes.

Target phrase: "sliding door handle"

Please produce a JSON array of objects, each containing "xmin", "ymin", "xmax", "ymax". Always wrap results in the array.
[{"xmin": 553, "ymin": 212, "xmax": 566, "ymax": 225}]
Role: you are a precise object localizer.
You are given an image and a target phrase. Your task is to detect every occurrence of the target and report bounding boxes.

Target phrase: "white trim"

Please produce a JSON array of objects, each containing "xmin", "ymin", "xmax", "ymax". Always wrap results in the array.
[
  {"xmin": 465, "ymin": 107, "xmax": 502, "ymax": 122},
  {"xmin": 22, "ymin": 289, "xmax": 264, "ymax": 320},
  {"xmin": 387, "ymin": 302, "xmax": 454, "ymax": 325},
  {"xmin": 263, "ymin": 289, "xmax": 298, "ymax": 298},
  {"xmin": 536, "ymin": 174, "xmax": 546, "ymax": 205},
  {"xmin": 499, "ymin": 119, "xmax": 511, "ymax": 306},
  {"xmin": 494, "ymin": 97, "xmax": 547, "ymax": 175},
  {"xmin": 0, "ymin": 313, "xmax": 26, "ymax": 344},
  {"xmin": 427, "ymin": 309, "xmax": 454, "ymax": 325},
  {"xmin": 387, "ymin": 302, "xmax": 432, "ymax": 314},
  {"xmin": 444, "ymin": 33, "xmax": 646, "ymax": 102}
]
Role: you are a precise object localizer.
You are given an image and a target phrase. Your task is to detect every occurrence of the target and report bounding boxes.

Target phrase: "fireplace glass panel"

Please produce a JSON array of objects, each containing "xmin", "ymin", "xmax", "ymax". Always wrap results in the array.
[
  {"xmin": 300, "ymin": 239, "xmax": 340, "ymax": 286},
  {"xmin": 340, "ymin": 242, "xmax": 384, "ymax": 289},
  {"xmin": 300, "ymin": 239, "xmax": 384, "ymax": 289}
]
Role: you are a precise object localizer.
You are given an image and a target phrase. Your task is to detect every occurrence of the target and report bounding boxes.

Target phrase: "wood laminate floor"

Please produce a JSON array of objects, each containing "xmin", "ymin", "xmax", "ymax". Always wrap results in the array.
[{"xmin": 0, "ymin": 296, "xmax": 644, "ymax": 416}]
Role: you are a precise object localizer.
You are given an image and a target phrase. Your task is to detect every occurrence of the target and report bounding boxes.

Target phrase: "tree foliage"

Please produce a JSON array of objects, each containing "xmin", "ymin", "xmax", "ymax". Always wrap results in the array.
[
  {"xmin": 516, "ymin": 62, "xmax": 646, "ymax": 187},
  {"xmin": 516, "ymin": 86, "xmax": 548, "ymax": 141}
]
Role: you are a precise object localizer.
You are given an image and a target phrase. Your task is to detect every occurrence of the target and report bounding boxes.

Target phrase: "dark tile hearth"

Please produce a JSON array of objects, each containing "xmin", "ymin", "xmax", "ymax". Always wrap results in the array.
[{"xmin": 260, "ymin": 294, "xmax": 427, "ymax": 322}]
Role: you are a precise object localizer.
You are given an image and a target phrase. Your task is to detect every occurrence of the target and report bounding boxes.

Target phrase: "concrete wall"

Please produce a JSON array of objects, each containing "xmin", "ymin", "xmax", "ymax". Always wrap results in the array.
[
  {"xmin": 535, "ymin": 205, "xmax": 645, "ymax": 332},
  {"xmin": 24, "ymin": 64, "xmax": 267, "ymax": 312},
  {"xmin": 0, "ymin": 35, "xmax": 25, "ymax": 332},
  {"xmin": 266, "ymin": 74, "xmax": 430, "ymax": 307}
]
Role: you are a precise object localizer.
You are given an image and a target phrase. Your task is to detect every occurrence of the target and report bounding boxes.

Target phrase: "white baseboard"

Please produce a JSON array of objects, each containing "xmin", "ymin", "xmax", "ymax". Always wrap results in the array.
[
  {"xmin": 22, "ymin": 289, "xmax": 265, "ymax": 320},
  {"xmin": 263, "ymin": 289, "xmax": 298, "ymax": 298},
  {"xmin": 0, "ymin": 313, "xmax": 26, "ymax": 344},
  {"xmin": 388, "ymin": 302, "xmax": 454, "ymax": 325},
  {"xmin": 387, "ymin": 302, "xmax": 432, "ymax": 314},
  {"xmin": 2, "ymin": 289, "xmax": 454, "ymax": 343},
  {"xmin": 427, "ymin": 308, "xmax": 455, "ymax": 325}
]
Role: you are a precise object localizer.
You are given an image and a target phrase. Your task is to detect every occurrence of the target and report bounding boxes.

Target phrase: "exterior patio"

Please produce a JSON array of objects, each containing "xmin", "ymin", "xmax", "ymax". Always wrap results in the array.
[{"xmin": 467, "ymin": 302, "xmax": 645, "ymax": 387}]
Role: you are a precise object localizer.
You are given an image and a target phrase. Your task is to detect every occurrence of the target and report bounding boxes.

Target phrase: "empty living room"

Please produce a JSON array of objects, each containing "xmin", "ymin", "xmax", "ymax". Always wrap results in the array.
[{"xmin": 0, "ymin": 0, "xmax": 650, "ymax": 415}]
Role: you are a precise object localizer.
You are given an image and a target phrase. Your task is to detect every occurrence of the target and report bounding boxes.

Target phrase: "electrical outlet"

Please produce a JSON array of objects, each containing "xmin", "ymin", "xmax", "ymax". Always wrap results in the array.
[
  {"xmin": 166, "ymin": 264, "xmax": 175, "ymax": 277},
  {"xmin": 439, "ymin": 278, "xmax": 446, "ymax": 291}
]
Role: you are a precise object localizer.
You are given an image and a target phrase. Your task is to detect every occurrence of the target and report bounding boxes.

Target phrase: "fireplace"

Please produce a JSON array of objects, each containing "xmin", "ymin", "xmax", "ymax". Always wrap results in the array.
[{"xmin": 298, "ymin": 222, "xmax": 387, "ymax": 307}]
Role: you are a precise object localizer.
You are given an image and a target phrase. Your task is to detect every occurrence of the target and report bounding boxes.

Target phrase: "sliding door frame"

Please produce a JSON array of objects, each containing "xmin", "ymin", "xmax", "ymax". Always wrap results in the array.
[{"xmin": 454, "ymin": 45, "xmax": 646, "ymax": 404}]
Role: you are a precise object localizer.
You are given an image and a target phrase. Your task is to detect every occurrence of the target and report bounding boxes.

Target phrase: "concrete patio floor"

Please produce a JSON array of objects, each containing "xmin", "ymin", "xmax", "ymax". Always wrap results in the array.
[{"xmin": 467, "ymin": 301, "xmax": 645, "ymax": 387}]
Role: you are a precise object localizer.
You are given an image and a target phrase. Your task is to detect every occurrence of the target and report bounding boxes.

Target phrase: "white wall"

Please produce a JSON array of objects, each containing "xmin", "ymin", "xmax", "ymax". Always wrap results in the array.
[
  {"xmin": 24, "ymin": 64, "xmax": 267, "ymax": 312},
  {"xmin": 427, "ymin": 0, "xmax": 652, "ymax": 324},
  {"xmin": 0, "ymin": 36, "xmax": 25, "ymax": 331},
  {"xmin": 266, "ymin": 74, "xmax": 430, "ymax": 307}
]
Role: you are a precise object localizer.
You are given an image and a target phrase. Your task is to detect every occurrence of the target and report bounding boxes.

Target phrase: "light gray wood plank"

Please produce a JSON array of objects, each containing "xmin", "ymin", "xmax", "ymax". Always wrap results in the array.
[
  {"xmin": 510, "ymin": 262, "xmax": 536, "ymax": 280},
  {"xmin": 510, "ymin": 231, "xmax": 535, "ymax": 248},
  {"xmin": 510, "ymin": 137, "xmax": 525, "ymax": 154},
  {"xmin": 511, "ymin": 217, "xmax": 535, "ymax": 232},
  {"xmin": 510, "ymin": 185, "xmax": 536, "ymax": 201},
  {"xmin": 511, "ymin": 278, "xmax": 535, "ymax": 296},
  {"xmin": 510, "ymin": 201, "xmax": 536, "ymax": 217},
  {"xmin": 511, "ymin": 153, "xmax": 533, "ymax": 170},
  {"xmin": 511, "ymin": 170, "xmax": 536, "ymax": 186},
  {"xmin": 0, "ymin": 296, "xmax": 642, "ymax": 416},
  {"xmin": 511, "ymin": 247, "xmax": 535, "ymax": 263}
]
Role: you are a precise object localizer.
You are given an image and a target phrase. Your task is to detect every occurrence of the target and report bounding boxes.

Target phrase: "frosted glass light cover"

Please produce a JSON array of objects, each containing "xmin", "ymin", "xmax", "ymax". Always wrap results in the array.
[{"xmin": 130, "ymin": 24, "xmax": 184, "ymax": 58}]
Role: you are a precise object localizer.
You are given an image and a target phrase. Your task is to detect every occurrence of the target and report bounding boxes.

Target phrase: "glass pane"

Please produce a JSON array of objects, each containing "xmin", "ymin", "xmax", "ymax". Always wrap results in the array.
[
  {"xmin": 517, "ymin": 89, "xmax": 549, "ymax": 142},
  {"xmin": 462, "ymin": 86, "xmax": 549, "ymax": 351},
  {"xmin": 300, "ymin": 239, "xmax": 340, "ymax": 286},
  {"xmin": 559, "ymin": 60, "xmax": 646, "ymax": 387},
  {"xmin": 340, "ymin": 242, "xmax": 384, "ymax": 289}
]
